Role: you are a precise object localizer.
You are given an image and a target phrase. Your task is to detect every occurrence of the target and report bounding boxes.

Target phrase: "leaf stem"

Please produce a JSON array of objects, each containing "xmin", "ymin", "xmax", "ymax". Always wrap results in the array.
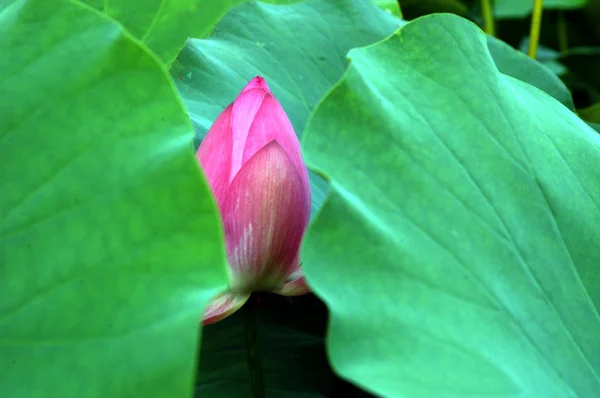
[
  {"xmin": 243, "ymin": 294, "xmax": 265, "ymax": 398},
  {"xmin": 481, "ymin": 0, "xmax": 495, "ymax": 36},
  {"xmin": 557, "ymin": 11, "xmax": 568, "ymax": 53},
  {"xmin": 395, "ymin": 0, "xmax": 404, "ymax": 19},
  {"xmin": 528, "ymin": 0, "xmax": 544, "ymax": 59}
]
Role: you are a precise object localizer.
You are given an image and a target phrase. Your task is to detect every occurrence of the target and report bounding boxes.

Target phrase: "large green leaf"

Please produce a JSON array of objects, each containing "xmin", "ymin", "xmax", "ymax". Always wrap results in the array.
[
  {"xmin": 494, "ymin": 0, "xmax": 587, "ymax": 18},
  {"xmin": 0, "ymin": 0, "xmax": 228, "ymax": 397},
  {"xmin": 486, "ymin": 35, "xmax": 575, "ymax": 110},
  {"xmin": 171, "ymin": 0, "xmax": 399, "ymax": 216},
  {"xmin": 302, "ymin": 13, "xmax": 600, "ymax": 397},
  {"xmin": 81, "ymin": 0, "xmax": 246, "ymax": 63}
]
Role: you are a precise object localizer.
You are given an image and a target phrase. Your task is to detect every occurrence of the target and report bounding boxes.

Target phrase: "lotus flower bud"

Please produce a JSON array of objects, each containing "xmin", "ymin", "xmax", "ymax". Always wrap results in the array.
[{"xmin": 197, "ymin": 76, "xmax": 311, "ymax": 324}]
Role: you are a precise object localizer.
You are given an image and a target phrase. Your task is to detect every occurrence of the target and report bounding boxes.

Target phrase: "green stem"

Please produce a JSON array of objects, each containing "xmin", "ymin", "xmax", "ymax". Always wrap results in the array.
[
  {"xmin": 395, "ymin": 0, "xmax": 403, "ymax": 19},
  {"xmin": 481, "ymin": 0, "xmax": 495, "ymax": 36},
  {"xmin": 557, "ymin": 11, "xmax": 568, "ymax": 53},
  {"xmin": 528, "ymin": 0, "xmax": 544, "ymax": 59},
  {"xmin": 243, "ymin": 294, "xmax": 265, "ymax": 398}
]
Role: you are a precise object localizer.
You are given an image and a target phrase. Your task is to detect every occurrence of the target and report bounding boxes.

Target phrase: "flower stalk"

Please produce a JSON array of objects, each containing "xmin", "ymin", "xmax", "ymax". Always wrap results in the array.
[
  {"xmin": 243, "ymin": 295, "xmax": 265, "ymax": 398},
  {"xmin": 481, "ymin": 0, "xmax": 495, "ymax": 36},
  {"xmin": 528, "ymin": 0, "xmax": 544, "ymax": 59}
]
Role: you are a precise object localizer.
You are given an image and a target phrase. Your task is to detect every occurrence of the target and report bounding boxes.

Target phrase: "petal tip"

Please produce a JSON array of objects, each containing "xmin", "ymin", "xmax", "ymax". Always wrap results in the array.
[
  {"xmin": 277, "ymin": 271, "xmax": 311, "ymax": 296},
  {"xmin": 202, "ymin": 292, "xmax": 249, "ymax": 325},
  {"xmin": 242, "ymin": 76, "xmax": 272, "ymax": 94}
]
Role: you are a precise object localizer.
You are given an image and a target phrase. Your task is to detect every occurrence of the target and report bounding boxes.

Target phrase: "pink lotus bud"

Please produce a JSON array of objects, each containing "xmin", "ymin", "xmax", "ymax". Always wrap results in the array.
[{"xmin": 197, "ymin": 76, "xmax": 311, "ymax": 324}]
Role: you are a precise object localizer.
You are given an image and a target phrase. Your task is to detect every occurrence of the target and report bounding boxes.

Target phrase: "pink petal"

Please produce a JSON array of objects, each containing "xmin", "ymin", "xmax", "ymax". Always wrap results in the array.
[
  {"xmin": 196, "ymin": 104, "xmax": 234, "ymax": 209},
  {"xmin": 239, "ymin": 93, "xmax": 311, "ymax": 222},
  {"xmin": 277, "ymin": 267, "xmax": 311, "ymax": 296},
  {"xmin": 230, "ymin": 88, "xmax": 268, "ymax": 182},
  {"xmin": 202, "ymin": 292, "xmax": 249, "ymax": 325},
  {"xmin": 226, "ymin": 77, "xmax": 311, "ymax": 224},
  {"xmin": 221, "ymin": 141, "xmax": 310, "ymax": 293}
]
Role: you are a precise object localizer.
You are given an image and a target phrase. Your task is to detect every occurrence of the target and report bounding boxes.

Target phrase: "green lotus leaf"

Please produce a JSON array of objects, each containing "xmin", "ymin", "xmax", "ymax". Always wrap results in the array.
[
  {"xmin": 302, "ymin": 13, "xmax": 600, "ymax": 397},
  {"xmin": 0, "ymin": 1, "xmax": 228, "ymax": 396}
]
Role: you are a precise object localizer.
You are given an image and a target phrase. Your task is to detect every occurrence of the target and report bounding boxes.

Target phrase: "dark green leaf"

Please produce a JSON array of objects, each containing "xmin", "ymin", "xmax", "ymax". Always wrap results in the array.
[
  {"xmin": 487, "ymin": 35, "xmax": 575, "ymax": 110},
  {"xmin": 171, "ymin": 0, "xmax": 399, "ymax": 217},
  {"xmin": 560, "ymin": 47, "xmax": 600, "ymax": 94}
]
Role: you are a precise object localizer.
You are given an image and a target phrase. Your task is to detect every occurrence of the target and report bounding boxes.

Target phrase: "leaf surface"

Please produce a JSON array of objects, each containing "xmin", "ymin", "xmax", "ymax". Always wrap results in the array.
[
  {"xmin": 0, "ymin": 1, "xmax": 228, "ymax": 396},
  {"xmin": 302, "ymin": 13, "xmax": 600, "ymax": 398},
  {"xmin": 81, "ymin": 0, "xmax": 245, "ymax": 63}
]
